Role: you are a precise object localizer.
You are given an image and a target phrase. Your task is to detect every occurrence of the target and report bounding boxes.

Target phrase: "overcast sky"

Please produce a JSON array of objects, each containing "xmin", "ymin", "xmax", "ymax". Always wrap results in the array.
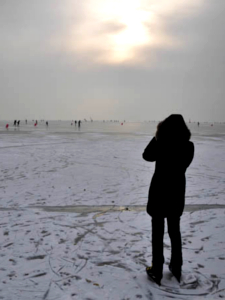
[{"xmin": 0, "ymin": 0, "xmax": 225, "ymax": 122}]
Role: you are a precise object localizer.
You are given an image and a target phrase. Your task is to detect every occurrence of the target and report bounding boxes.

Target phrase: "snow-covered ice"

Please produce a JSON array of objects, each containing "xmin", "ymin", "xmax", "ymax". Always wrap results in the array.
[{"xmin": 0, "ymin": 120, "xmax": 225, "ymax": 299}]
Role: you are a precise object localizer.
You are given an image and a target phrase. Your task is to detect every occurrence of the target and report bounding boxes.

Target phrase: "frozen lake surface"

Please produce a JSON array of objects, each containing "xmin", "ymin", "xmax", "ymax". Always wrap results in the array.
[{"xmin": 0, "ymin": 120, "xmax": 225, "ymax": 299}]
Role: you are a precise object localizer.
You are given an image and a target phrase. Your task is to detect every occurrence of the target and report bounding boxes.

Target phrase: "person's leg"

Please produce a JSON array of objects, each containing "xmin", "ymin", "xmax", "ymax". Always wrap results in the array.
[
  {"xmin": 167, "ymin": 217, "xmax": 182, "ymax": 281},
  {"xmin": 151, "ymin": 217, "xmax": 165, "ymax": 278}
]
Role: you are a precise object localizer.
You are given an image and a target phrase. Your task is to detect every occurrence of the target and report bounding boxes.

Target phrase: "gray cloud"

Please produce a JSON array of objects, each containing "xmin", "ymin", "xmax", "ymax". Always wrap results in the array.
[{"xmin": 96, "ymin": 20, "xmax": 127, "ymax": 35}]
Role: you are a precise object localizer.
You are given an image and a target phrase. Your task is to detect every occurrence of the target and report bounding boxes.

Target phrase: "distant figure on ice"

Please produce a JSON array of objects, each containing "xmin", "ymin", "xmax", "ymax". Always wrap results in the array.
[
  {"xmin": 78, "ymin": 120, "xmax": 81, "ymax": 128},
  {"xmin": 75, "ymin": 120, "xmax": 77, "ymax": 126},
  {"xmin": 25, "ymin": 119, "xmax": 27, "ymax": 124},
  {"xmin": 17, "ymin": 120, "xmax": 20, "ymax": 126},
  {"xmin": 14, "ymin": 120, "xmax": 17, "ymax": 126},
  {"xmin": 197, "ymin": 122, "xmax": 200, "ymax": 126},
  {"xmin": 142, "ymin": 114, "xmax": 194, "ymax": 286},
  {"xmin": 46, "ymin": 121, "xmax": 48, "ymax": 126}
]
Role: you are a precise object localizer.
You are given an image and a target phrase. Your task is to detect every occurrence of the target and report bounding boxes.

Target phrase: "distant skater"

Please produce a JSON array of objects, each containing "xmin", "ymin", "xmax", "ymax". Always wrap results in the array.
[
  {"xmin": 14, "ymin": 120, "xmax": 17, "ymax": 126},
  {"xmin": 78, "ymin": 120, "xmax": 81, "ymax": 128},
  {"xmin": 142, "ymin": 114, "xmax": 194, "ymax": 285},
  {"xmin": 17, "ymin": 120, "xmax": 20, "ymax": 126},
  {"xmin": 75, "ymin": 120, "xmax": 77, "ymax": 126},
  {"xmin": 46, "ymin": 121, "xmax": 48, "ymax": 126}
]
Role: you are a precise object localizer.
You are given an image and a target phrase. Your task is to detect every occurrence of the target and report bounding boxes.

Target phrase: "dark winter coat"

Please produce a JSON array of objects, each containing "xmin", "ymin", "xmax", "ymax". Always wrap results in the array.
[{"xmin": 143, "ymin": 137, "xmax": 194, "ymax": 217}]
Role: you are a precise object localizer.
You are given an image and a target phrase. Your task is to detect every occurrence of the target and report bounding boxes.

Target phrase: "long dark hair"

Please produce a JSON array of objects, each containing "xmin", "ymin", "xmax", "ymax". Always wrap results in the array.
[{"xmin": 156, "ymin": 114, "xmax": 191, "ymax": 142}]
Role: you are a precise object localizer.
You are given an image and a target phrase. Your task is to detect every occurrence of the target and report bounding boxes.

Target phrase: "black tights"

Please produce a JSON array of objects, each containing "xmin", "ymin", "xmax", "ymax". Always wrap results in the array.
[{"xmin": 151, "ymin": 217, "xmax": 182, "ymax": 276}]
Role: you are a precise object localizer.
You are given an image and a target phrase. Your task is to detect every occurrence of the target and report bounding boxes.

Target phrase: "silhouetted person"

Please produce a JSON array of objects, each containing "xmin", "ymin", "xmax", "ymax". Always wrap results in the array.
[
  {"xmin": 78, "ymin": 120, "xmax": 81, "ymax": 128},
  {"xmin": 25, "ymin": 119, "xmax": 27, "ymax": 124},
  {"xmin": 197, "ymin": 122, "xmax": 200, "ymax": 126},
  {"xmin": 17, "ymin": 120, "xmax": 20, "ymax": 126},
  {"xmin": 14, "ymin": 120, "xmax": 17, "ymax": 126},
  {"xmin": 46, "ymin": 121, "xmax": 48, "ymax": 126},
  {"xmin": 143, "ymin": 114, "xmax": 194, "ymax": 285},
  {"xmin": 75, "ymin": 120, "xmax": 77, "ymax": 126}
]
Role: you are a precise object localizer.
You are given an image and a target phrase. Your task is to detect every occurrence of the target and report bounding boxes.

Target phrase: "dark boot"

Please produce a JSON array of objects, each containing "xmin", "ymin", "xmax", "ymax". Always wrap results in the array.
[
  {"xmin": 169, "ymin": 264, "xmax": 181, "ymax": 283},
  {"xmin": 146, "ymin": 266, "xmax": 162, "ymax": 286}
]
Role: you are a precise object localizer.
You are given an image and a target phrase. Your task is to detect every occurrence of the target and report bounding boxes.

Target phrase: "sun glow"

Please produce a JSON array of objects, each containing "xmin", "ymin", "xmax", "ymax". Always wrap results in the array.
[
  {"xmin": 96, "ymin": 0, "xmax": 153, "ymax": 62},
  {"xmin": 58, "ymin": 0, "xmax": 204, "ymax": 64},
  {"xmin": 110, "ymin": 6, "xmax": 153, "ymax": 61}
]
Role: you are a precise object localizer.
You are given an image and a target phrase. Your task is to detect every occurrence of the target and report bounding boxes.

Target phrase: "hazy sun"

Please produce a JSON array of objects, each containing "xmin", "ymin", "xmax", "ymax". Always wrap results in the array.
[{"xmin": 98, "ymin": 0, "xmax": 153, "ymax": 62}]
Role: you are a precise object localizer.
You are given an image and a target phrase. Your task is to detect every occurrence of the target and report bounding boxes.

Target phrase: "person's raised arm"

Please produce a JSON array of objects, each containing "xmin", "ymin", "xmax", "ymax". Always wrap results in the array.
[
  {"xmin": 142, "ymin": 137, "xmax": 157, "ymax": 162},
  {"xmin": 185, "ymin": 142, "xmax": 194, "ymax": 169}
]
